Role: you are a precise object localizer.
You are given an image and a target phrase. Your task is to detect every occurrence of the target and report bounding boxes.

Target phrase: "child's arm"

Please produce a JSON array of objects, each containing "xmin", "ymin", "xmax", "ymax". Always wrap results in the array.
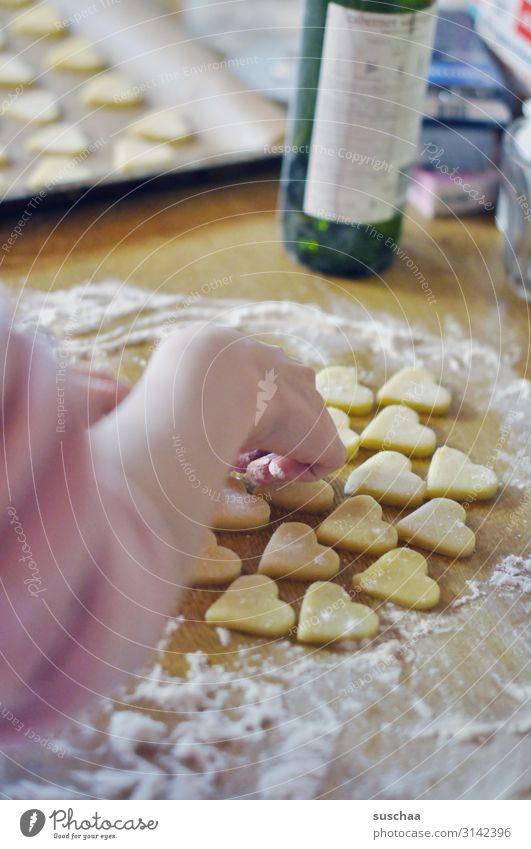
[{"xmin": 0, "ymin": 317, "xmax": 344, "ymax": 740}]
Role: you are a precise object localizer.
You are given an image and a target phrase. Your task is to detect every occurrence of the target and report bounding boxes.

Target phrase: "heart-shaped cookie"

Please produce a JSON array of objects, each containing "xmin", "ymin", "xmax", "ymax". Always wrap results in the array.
[
  {"xmin": 317, "ymin": 495, "xmax": 397, "ymax": 554},
  {"xmin": 258, "ymin": 522, "xmax": 340, "ymax": 581},
  {"xmin": 427, "ymin": 446, "xmax": 498, "ymax": 501},
  {"xmin": 81, "ymin": 72, "xmax": 142, "ymax": 108},
  {"xmin": 352, "ymin": 549, "xmax": 440, "ymax": 609},
  {"xmin": 205, "ymin": 575, "xmax": 296, "ymax": 637},
  {"xmin": 0, "ymin": 53, "xmax": 35, "ymax": 88},
  {"xmin": 129, "ymin": 109, "xmax": 193, "ymax": 145},
  {"xmin": 327, "ymin": 407, "xmax": 361, "ymax": 459},
  {"xmin": 297, "ymin": 581, "xmax": 379, "ymax": 643},
  {"xmin": 396, "ymin": 497, "xmax": 475, "ymax": 558},
  {"xmin": 254, "ymin": 479, "xmax": 334, "ymax": 513},
  {"xmin": 377, "ymin": 367, "xmax": 451, "ymax": 415},
  {"xmin": 360, "ymin": 405, "xmax": 436, "ymax": 458},
  {"xmin": 25, "ymin": 123, "xmax": 90, "ymax": 156},
  {"xmin": 44, "ymin": 37, "xmax": 107, "ymax": 74},
  {"xmin": 211, "ymin": 476, "xmax": 271, "ymax": 531},
  {"xmin": 10, "ymin": 3, "xmax": 67, "ymax": 37},
  {"xmin": 345, "ymin": 451, "xmax": 426, "ymax": 507},
  {"xmin": 316, "ymin": 365, "xmax": 374, "ymax": 415},
  {"xmin": 113, "ymin": 138, "xmax": 175, "ymax": 175},
  {"xmin": 190, "ymin": 530, "xmax": 242, "ymax": 587},
  {"xmin": 4, "ymin": 90, "xmax": 60, "ymax": 124}
]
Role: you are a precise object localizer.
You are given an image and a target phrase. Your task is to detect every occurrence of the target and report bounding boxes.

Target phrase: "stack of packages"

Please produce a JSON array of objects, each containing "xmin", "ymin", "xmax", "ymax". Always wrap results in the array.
[{"xmin": 409, "ymin": 9, "xmax": 514, "ymax": 218}]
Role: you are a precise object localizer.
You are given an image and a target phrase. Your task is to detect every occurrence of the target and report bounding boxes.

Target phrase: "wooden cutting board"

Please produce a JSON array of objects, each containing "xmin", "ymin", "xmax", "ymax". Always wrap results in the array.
[{"xmin": 1, "ymin": 174, "xmax": 529, "ymax": 799}]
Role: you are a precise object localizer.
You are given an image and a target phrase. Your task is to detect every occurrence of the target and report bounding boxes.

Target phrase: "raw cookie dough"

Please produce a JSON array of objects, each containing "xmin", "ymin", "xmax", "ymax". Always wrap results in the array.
[
  {"xmin": 327, "ymin": 405, "xmax": 361, "ymax": 459},
  {"xmin": 0, "ymin": 0, "xmax": 34, "ymax": 7},
  {"xmin": 27, "ymin": 155, "xmax": 92, "ymax": 189},
  {"xmin": 9, "ymin": 3, "xmax": 67, "ymax": 37},
  {"xmin": 344, "ymin": 451, "xmax": 426, "ymax": 507},
  {"xmin": 211, "ymin": 475, "xmax": 271, "ymax": 531},
  {"xmin": 396, "ymin": 497, "xmax": 476, "ymax": 558},
  {"xmin": 0, "ymin": 54, "xmax": 35, "ymax": 87},
  {"xmin": 205, "ymin": 575, "xmax": 296, "ymax": 637},
  {"xmin": 25, "ymin": 122, "xmax": 90, "ymax": 155},
  {"xmin": 44, "ymin": 36, "xmax": 106, "ymax": 73},
  {"xmin": 254, "ymin": 479, "xmax": 334, "ymax": 513},
  {"xmin": 129, "ymin": 108, "xmax": 193, "ymax": 144},
  {"xmin": 316, "ymin": 365, "xmax": 374, "ymax": 415},
  {"xmin": 427, "ymin": 446, "xmax": 498, "ymax": 501},
  {"xmin": 360, "ymin": 405, "xmax": 437, "ymax": 458},
  {"xmin": 377, "ymin": 367, "xmax": 451, "ymax": 415},
  {"xmin": 258, "ymin": 522, "xmax": 340, "ymax": 581},
  {"xmin": 0, "ymin": 147, "xmax": 9, "ymax": 165},
  {"xmin": 190, "ymin": 530, "xmax": 242, "ymax": 587},
  {"xmin": 297, "ymin": 581, "xmax": 379, "ymax": 644},
  {"xmin": 352, "ymin": 548, "xmax": 440, "ymax": 610},
  {"xmin": 3, "ymin": 89, "xmax": 60, "ymax": 124},
  {"xmin": 316, "ymin": 495, "xmax": 398, "ymax": 555},
  {"xmin": 113, "ymin": 137, "xmax": 175, "ymax": 175},
  {"xmin": 80, "ymin": 72, "xmax": 142, "ymax": 108}
]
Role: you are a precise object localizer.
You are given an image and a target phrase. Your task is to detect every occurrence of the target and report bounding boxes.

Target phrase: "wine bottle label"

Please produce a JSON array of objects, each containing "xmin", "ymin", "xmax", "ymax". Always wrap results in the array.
[{"xmin": 303, "ymin": 4, "xmax": 436, "ymax": 225}]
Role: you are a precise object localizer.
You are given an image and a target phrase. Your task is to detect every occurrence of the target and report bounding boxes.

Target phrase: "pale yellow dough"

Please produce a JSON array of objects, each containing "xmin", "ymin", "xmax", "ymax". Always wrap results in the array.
[
  {"xmin": 129, "ymin": 109, "xmax": 193, "ymax": 144},
  {"xmin": 254, "ymin": 479, "xmax": 334, "ymax": 513},
  {"xmin": 205, "ymin": 575, "xmax": 296, "ymax": 637},
  {"xmin": 9, "ymin": 3, "xmax": 67, "ymax": 37},
  {"xmin": 297, "ymin": 581, "xmax": 379, "ymax": 644},
  {"xmin": 44, "ymin": 37, "xmax": 106, "ymax": 74},
  {"xmin": 113, "ymin": 137, "xmax": 175, "ymax": 175},
  {"xmin": 345, "ymin": 451, "xmax": 426, "ymax": 507},
  {"xmin": 317, "ymin": 495, "xmax": 397, "ymax": 555},
  {"xmin": 189, "ymin": 530, "xmax": 242, "ymax": 587},
  {"xmin": 81, "ymin": 72, "xmax": 142, "ymax": 108},
  {"xmin": 4, "ymin": 89, "xmax": 60, "ymax": 124},
  {"xmin": 360, "ymin": 405, "xmax": 437, "ymax": 458},
  {"xmin": 427, "ymin": 446, "xmax": 498, "ymax": 501},
  {"xmin": 327, "ymin": 405, "xmax": 360, "ymax": 459},
  {"xmin": 377, "ymin": 367, "xmax": 451, "ymax": 415},
  {"xmin": 396, "ymin": 497, "xmax": 475, "ymax": 558},
  {"xmin": 352, "ymin": 548, "xmax": 440, "ymax": 610},
  {"xmin": 258, "ymin": 522, "xmax": 340, "ymax": 581},
  {"xmin": 25, "ymin": 122, "xmax": 90, "ymax": 155},
  {"xmin": 316, "ymin": 365, "xmax": 374, "ymax": 415},
  {"xmin": 0, "ymin": 147, "xmax": 9, "ymax": 165},
  {"xmin": 27, "ymin": 155, "xmax": 92, "ymax": 189},
  {"xmin": 211, "ymin": 476, "xmax": 271, "ymax": 531},
  {"xmin": 0, "ymin": 54, "xmax": 35, "ymax": 87},
  {"xmin": 0, "ymin": 0, "xmax": 34, "ymax": 7}
]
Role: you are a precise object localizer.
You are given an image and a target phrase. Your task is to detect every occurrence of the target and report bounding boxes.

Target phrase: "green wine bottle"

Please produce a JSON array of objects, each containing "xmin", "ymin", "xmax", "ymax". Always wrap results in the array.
[{"xmin": 281, "ymin": 0, "xmax": 437, "ymax": 277}]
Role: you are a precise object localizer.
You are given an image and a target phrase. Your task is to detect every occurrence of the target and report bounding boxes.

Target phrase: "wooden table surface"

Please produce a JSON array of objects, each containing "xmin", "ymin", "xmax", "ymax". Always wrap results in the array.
[{"xmin": 1, "ymin": 169, "xmax": 530, "ymax": 800}]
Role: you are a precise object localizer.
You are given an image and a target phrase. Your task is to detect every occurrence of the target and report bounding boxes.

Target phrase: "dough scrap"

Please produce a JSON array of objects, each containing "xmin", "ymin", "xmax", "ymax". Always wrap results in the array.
[
  {"xmin": 345, "ymin": 451, "xmax": 426, "ymax": 507},
  {"xmin": 360, "ymin": 405, "xmax": 437, "ymax": 458},
  {"xmin": 396, "ymin": 497, "xmax": 475, "ymax": 558},
  {"xmin": 205, "ymin": 575, "xmax": 295, "ymax": 637},
  {"xmin": 3, "ymin": 89, "xmax": 60, "ymax": 124},
  {"xmin": 210, "ymin": 475, "xmax": 271, "ymax": 531},
  {"xmin": 317, "ymin": 494, "xmax": 397, "ymax": 555},
  {"xmin": 297, "ymin": 581, "xmax": 379, "ymax": 644},
  {"xmin": 27, "ymin": 155, "xmax": 92, "ymax": 189},
  {"xmin": 189, "ymin": 530, "xmax": 242, "ymax": 587},
  {"xmin": 44, "ymin": 36, "xmax": 106, "ymax": 73},
  {"xmin": 9, "ymin": 3, "xmax": 67, "ymax": 37},
  {"xmin": 0, "ymin": 53, "xmax": 35, "ymax": 87},
  {"xmin": 352, "ymin": 548, "xmax": 440, "ymax": 609},
  {"xmin": 129, "ymin": 108, "xmax": 193, "ymax": 144},
  {"xmin": 254, "ymin": 479, "xmax": 334, "ymax": 513},
  {"xmin": 25, "ymin": 122, "xmax": 90, "ymax": 155},
  {"xmin": 258, "ymin": 522, "xmax": 340, "ymax": 581},
  {"xmin": 113, "ymin": 137, "xmax": 175, "ymax": 175},
  {"xmin": 427, "ymin": 446, "xmax": 498, "ymax": 501},
  {"xmin": 377, "ymin": 367, "xmax": 451, "ymax": 415},
  {"xmin": 316, "ymin": 365, "xmax": 374, "ymax": 415},
  {"xmin": 80, "ymin": 72, "xmax": 142, "ymax": 108}
]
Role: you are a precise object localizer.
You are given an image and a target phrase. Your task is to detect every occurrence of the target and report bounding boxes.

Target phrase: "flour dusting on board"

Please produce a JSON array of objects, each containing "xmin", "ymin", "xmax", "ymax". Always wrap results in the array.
[{"xmin": 1, "ymin": 281, "xmax": 529, "ymax": 800}]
